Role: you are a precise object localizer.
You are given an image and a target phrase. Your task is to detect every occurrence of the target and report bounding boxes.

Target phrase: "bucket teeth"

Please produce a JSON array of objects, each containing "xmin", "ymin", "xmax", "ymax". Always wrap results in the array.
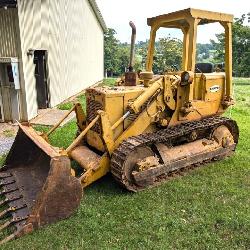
[
  {"xmin": 0, "ymin": 232, "xmax": 16, "ymax": 245},
  {"xmin": 0, "ymin": 203, "xmax": 27, "ymax": 219},
  {"xmin": 0, "ymin": 219, "xmax": 12, "ymax": 232},
  {"xmin": 0, "ymin": 208, "xmax": 13, "ymax": 219},
  {"xmin": 0, "ymin": 194, "xmax": 23, "ymax": 207},
  {"xmin": 0, "ymin": 198, "xmax": 8, "ymax": 207},
  {"xmin": 0, "ymin": 189, "xmax": 18, "ymax": 196},
  {"xmin": 0, "ymin": 129, "xmax": 83, "ymax": 245},
  {"xmin": 0, "ymin": 215, "xmax": 28, "ymax": 232},
  {"xmin": 0, "ymin": 183, "xmax": 18, "ymax": 196},
  {"xmin": 0, "ymin": 179, "xmax": 15, "ymax": 187},
  {"xmin": 0, "ymin": 171, "xmax": 29, "ymax": 244},
  {"xmin": 0, "ymin": 173, "xmax": 12, "ymax": 179},
  {"xmin": 0, "ymin": 216, "xmax": 28, "ymax": 245}
]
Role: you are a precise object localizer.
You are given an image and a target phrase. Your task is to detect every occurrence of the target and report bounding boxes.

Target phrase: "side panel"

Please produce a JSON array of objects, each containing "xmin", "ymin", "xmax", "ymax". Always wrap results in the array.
[
  {"xmin": 105, "ymin": 96, "xmax": 124, "ymax": 139},
  {"xmin": 0, "ymin": 9, "xmax": 19, "ymax": 57},
  {"xmin": 193, "ymin": 73, "xmax": 225, "ymax": 102},
  {"xmin": 205, "ymin": 77, "xmax": 225, "ymax": 102},
  {"xmin": 170, "ymin": 73, "xmax": 227, "ymax": 125},
  {"xmin": 17, "ymin": 0, "xmax": 104, "ymax": 120},
  {"xmin": 85, "ymin": 87, "xmax": 145, "ymax": 151},
  {"xmin": 193, "ymin": 74, "xmax": 203, "ymax": 100}
]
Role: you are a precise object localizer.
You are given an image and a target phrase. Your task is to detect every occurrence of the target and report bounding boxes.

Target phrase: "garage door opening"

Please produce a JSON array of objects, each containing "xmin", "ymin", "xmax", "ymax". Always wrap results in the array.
[
  {"xmin": 34, "ymin": 50, "xmax": 50, "ymax": 109},
  {"xmin": 0, "ymin": 92, "xmax": 3, "ymax": 122}
]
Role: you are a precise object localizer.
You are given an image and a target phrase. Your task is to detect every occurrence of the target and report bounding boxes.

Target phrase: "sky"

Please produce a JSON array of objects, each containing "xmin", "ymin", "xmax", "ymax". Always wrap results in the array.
[{"xmin": 96, "ymin": 0, "xmax": 249, "ymax": 44}]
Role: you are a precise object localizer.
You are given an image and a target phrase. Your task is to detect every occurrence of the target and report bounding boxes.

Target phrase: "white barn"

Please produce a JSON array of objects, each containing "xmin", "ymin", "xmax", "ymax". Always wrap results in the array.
[{"xmin": 0, "ymin": 0, "xmax": 106, "ymax": 122}]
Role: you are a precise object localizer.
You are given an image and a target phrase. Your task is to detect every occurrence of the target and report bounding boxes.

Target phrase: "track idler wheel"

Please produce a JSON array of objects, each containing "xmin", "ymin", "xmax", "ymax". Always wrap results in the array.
[
  {"xmin": 211, "ymin": 125, "xmax": 235, "ymax": 160},
  {"xmin": 120, "ymin": 146, "xmax": 155, "ymax": 191},
  {"xmin": 212, "ymin": 125, "xmax": 235, "ymax": 148}
]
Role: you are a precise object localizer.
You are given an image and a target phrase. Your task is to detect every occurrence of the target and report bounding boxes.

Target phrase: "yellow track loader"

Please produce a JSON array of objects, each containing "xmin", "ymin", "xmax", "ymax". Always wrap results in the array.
[{"xmin": 0, "ymin": 8, "xmax": 239, "ymax": 244}]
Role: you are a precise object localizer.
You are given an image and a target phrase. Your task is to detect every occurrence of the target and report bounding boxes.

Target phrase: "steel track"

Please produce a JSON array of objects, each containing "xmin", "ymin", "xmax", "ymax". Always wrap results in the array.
[{"xmin": 111, "ymin": 116, "xmax": 239, "ymax": 191}]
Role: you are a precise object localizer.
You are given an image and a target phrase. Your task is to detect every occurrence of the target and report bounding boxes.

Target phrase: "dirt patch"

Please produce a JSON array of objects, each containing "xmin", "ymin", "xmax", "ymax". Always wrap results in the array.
[{"xmin": 0, "ymin": 123, "xmax": 18, "ymax": 138}]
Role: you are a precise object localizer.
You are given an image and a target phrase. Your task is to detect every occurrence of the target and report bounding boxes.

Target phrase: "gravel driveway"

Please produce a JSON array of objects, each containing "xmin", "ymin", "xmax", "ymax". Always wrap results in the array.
[
  {"xmin": 0, "ymin": 123, "xmax": 18, "ymax": 156},
  {"xmin": 0, "ymin": 136, "xmax": 15, "ymax": 155}
]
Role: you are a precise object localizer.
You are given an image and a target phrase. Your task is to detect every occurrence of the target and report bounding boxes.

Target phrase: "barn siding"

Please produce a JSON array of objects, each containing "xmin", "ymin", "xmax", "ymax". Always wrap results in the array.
[
  {"xmin": 0, "ymin": 8, "xmax": 19, "ymax": 58},
  {"xmin": 17, "ymin": 0, "xmax": 104, "ymax": 120}
]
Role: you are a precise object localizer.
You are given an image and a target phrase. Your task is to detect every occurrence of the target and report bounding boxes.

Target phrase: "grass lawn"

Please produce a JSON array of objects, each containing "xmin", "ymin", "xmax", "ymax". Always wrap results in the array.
[
  {"xmin": 0, "ymin": 155, "xmax": 6, "ymax": 167},
  {"xmin": 1, "ymin": 78, "xmax": 250, "ymax": 249}
]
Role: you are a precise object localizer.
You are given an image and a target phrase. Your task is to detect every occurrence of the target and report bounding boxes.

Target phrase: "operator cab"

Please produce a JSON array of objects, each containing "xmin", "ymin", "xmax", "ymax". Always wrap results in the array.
[{"xmin": 141, "ymin": 8, "xmax": 234, "ymax": 108}]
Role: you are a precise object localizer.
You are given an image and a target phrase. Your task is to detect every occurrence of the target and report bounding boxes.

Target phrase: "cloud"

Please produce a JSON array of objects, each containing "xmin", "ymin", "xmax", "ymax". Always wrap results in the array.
[{"xmin": 96, "ymin": 0, "xmax": 249, "ymax": 43}]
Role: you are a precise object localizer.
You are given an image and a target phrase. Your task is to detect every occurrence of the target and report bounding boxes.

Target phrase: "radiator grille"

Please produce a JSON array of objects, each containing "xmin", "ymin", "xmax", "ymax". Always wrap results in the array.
[{"xmin": 86, "ymin": 98, "xmax": 103, "ymax": 134}]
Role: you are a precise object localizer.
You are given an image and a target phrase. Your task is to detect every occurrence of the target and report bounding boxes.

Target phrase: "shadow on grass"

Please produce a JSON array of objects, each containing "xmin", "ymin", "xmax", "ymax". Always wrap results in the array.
[{"xmin": 85, "ymin": 173, "xmax": 129, "ymax": 197}]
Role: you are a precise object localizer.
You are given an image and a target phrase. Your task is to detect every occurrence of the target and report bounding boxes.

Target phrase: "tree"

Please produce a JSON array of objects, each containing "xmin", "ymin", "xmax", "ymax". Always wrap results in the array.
[
  {"xmin": 136, "ymin": 40, "xmax": 149, "ymax": 70},
  {"xmin": 118, "ymin": 43, "xmax": 142, "ymax": 73},
  {"xmin": 117, "ymin": 44, "xmax": 130, "ymax": 74},
  {"xmin": 104, "ymin": 28, "xmax": 120, "ymax": 77},
  {"xmin": 196, "ymin": 43, "xmax": 213, "ymax": 62},
  {"xmin": 211, "ymin": 14, "xmax": 250, "ymax": 77},
  {"xmin": 104, "ymin": 29, "xmax": 143, "ymax": 76},
  {"xmin": 152, "ymin": 37, "xmax": 183, "ymax": 74}
]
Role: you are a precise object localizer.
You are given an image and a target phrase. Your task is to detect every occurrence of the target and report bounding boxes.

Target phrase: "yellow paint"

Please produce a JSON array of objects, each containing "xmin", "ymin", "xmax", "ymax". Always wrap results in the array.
[
  {"xmin": 24, "ymin": 9, "xmax": 235, "ymax": 189},
  {"xmin": 80, "ymin": 154, "xmax": 110, "ymax": 188}
]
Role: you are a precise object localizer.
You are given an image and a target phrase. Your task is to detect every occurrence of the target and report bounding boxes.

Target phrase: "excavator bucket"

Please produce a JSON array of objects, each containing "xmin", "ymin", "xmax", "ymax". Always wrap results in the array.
[{"xmin": 0, "ymin": 123, "xmax": 83, "ymax": 244}]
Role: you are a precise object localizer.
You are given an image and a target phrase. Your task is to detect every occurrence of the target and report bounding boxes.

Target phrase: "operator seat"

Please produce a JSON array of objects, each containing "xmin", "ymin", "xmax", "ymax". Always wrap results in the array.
[{"xmin": 195, "ymin": 63, "xmax": 214, "ymax": 73}]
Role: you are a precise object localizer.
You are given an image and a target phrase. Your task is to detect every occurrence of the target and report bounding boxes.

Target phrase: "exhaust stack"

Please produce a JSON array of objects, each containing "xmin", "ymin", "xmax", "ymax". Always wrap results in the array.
[
  {"xmin": 125, "ymin": 21, "xmax": 137, "ymax": 86},
  {"xmin": 128, "ymin": 21, "xmax": 136, "ymax": 72}
]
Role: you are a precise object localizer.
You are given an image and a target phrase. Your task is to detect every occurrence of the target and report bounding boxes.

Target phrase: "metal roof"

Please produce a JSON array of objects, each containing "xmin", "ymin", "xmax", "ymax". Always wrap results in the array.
[
  {"xmin": 0, "ymin": 0, "xmax": 107, "ymax": 31},
  {"xmin": 88, "ymin": 0, "xmax": 107, "ymax": 31}
]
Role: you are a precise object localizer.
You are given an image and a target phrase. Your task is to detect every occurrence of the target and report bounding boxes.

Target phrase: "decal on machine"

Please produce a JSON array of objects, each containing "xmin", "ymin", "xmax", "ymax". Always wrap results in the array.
[{"xmin": 209, "ymin": 85, "xmax": 220, "ymax": 93}]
